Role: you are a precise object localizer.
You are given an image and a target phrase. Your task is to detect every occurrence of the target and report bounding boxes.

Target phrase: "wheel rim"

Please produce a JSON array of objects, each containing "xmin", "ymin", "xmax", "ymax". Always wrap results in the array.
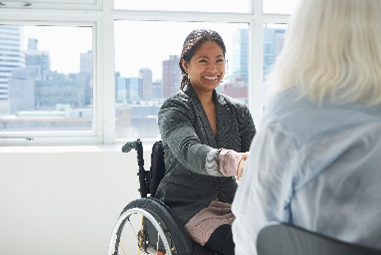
[{"xmin": 108, "ymin": 207, "xmax": 173, "ymax": 255}]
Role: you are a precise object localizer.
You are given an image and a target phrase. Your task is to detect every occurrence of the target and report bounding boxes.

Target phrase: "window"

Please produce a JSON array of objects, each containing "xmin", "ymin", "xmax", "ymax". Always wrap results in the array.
[
  {"xmin": 0, "ymin": 0, "xmax": 292, "ymax": 145},
  {"xmin": 0, "ymin": 24, "xmax": 94, "ymax": 136}
]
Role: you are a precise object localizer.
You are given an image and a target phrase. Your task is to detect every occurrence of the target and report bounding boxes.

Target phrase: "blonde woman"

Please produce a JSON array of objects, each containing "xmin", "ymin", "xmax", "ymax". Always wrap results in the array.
[{"xmin": 232, "ymin": 0, "xmax": 381, "ymax": 254}]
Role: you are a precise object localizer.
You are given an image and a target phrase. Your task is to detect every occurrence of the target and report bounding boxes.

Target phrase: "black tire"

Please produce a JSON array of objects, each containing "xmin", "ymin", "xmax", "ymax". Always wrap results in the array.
[{"xmin": 108, "ymin": 197, "xmax": 193, "ymax": 255}]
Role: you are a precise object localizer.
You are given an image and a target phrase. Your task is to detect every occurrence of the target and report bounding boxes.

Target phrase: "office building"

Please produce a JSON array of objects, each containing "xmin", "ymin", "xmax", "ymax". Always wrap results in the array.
[{"xmin": 0, "ymin": 25, "xmax": 25, "ymax": 114}]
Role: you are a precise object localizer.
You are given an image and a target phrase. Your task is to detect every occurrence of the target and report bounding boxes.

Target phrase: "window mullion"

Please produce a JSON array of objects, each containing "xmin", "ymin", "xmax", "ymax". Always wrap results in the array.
[
  {"xmin": 250, "ymin": 0, "xmax": 264, "ymax": 125},
  {"xmin": 101, "ymin": 0, "xmax": 115, "ymax": 144}
]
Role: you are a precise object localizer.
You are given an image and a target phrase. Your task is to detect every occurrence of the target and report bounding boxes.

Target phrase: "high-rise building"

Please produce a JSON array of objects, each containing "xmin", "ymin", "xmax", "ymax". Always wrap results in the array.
[
  {"xmin": 263, "ymin": 26, "xmax": 285, "ymax": 76},
  {"xmin": 9, "ymin": 66, "xmax": 38, "ymax": 114},
  {"xmin": 25, "ymin": 38, "xmax": 50, "ymax": 80},
  {"xmin": 115, "ymin": 72, "xmax": 127, "ymax": 103},
  {"xmin": 162, "ymin": 55, "xmax": 181, "ymax": 98},
  {"xmin": 0, "ymin": 25, "xmax": 25, "ymax": 114},
  {"xmin": 127, "ymin": 77, "xmax": 142, "ymax": 100},
  {"xmin": 139, "ymin": 68, "xmax": 153, "ymax": 100},
  {"xmin": 231, "ymin": 29, "xmax": 249, "ymax": 84},
  {"xmin": 152, "ymin": 79, "xmax": 162, "ymax": 100},
  {"xmin": 28, "ymin": 38, "xmax": 38, "ymax": 50},
  {"xmin": 231, "ymin": 27, "xmax": 285, "ymax": 83},
  {"xmin": 80, "ymin": 50, "xmax": 92, "ymax": 73},
  {"xmin": 79, "ymin": 50, "xmax": 93, "ymax": 105},
  {"xmin": 263, "ymin": 26, "xmax": 285, "ymax": 95}
]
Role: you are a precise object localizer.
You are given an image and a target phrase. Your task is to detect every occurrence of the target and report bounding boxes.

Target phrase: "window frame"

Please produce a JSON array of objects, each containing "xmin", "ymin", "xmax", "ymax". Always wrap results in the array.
[
  {"xmin": 0, "ymin": 0, "xmax": 291, "ymax": 146},
  {"xmin": 0, "ymin": 12, "xmax": 105, "ymax": 145},
  {"xmin": 0, "ymin": 0, "xmax": 101, "ymax": 11}
]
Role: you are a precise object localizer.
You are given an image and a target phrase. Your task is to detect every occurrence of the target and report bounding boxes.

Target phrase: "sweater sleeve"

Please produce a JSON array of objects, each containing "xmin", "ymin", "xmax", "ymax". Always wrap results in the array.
[
  {"xmin": 205, "ymin": 148, "xmax": 243, "ymax": 177},
  {"xmin": 158, "ymin": 96, "xmax": 214, "ymax": 175}
]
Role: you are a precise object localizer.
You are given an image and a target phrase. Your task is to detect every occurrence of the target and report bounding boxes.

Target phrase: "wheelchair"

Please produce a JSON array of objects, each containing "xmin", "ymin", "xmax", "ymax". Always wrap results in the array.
[{"xmin": 108, "ymin": 139, "xmax": 216, "ymax": 255}]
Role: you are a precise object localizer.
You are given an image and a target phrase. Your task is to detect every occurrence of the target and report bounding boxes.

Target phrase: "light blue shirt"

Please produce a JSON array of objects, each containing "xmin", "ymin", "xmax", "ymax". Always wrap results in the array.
[{"xmin": 232, "ymin": 88, "xmax": 381, "ymax": 255}]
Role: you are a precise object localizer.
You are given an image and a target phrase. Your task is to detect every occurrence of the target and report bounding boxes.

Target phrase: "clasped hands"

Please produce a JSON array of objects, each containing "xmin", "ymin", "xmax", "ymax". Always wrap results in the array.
[{"xmin": 236, "ymin": 152, "xmax": 249, "ymax": 183}]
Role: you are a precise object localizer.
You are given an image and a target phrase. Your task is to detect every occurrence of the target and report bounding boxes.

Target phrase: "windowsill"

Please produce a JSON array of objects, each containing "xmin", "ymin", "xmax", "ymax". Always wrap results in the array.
[
  {"xmin": 0, "ymin": 144, "xmax": 124, "ymax": 153},
  {"xmin": 0, "ymin": 142, "xmax": 156, "ymax": 153}
]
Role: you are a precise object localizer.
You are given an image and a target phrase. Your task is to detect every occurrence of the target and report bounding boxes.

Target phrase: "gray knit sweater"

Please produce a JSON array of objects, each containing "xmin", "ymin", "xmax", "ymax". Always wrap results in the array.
[{"xmin": 155, "ymin": 84, "xmax": 256, "ymax": 225}]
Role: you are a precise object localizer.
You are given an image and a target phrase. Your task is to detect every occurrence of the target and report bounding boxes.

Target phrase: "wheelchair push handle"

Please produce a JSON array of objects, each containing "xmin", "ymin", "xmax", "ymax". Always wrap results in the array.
[
  {"xmin": 121, "ymin": 139, "xmax": 144, "ymax": 163},
  {"xmin": 121, "ymin": 140, "xmax": 137, "ymax": 153},
  {"xmin": 121, "ymin": 139, "xmax": 150, "ymax": 198}
]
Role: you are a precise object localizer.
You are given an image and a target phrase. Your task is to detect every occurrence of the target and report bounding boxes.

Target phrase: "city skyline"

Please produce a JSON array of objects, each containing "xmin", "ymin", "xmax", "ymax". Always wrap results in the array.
[
  {"xmin": 21, "ymin": 22, "xmax": 286, "ymax": 82},
  {"xmin": 23, "ymin": 23, "xmax": 247, "ymax": 81},
  {"xmin": 0, "ymin": 23, "xmax": 286, "ymax": 138},
  {"xmin": 1, "ymin": 24, "xmax": 286, "ymax": 89}
]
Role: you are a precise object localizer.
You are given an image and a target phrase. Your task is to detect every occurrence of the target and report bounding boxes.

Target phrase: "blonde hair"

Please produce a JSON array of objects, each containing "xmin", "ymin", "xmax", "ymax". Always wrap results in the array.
[{"xmin": 268, "ymin": 0, "xmax": 381, "ymax": 105}]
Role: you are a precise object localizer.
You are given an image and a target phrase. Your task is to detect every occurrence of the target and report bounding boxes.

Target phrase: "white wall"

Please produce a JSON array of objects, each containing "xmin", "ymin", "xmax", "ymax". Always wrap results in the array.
[{"xmin": 0, "ymin": 146, "xmax": 150, "ymax": 255}]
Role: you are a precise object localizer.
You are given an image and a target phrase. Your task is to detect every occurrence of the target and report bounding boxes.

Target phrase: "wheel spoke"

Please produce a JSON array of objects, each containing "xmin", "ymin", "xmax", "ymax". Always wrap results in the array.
[{"xmin": 108, "ymin": 198, "xmax": 192, "ymax": 255}]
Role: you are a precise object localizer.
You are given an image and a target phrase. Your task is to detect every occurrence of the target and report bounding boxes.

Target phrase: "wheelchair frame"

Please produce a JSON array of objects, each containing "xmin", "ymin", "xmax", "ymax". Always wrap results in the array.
[{"xmin": 108, "ymin": 139, "xmax": 193, "ymax": 255}]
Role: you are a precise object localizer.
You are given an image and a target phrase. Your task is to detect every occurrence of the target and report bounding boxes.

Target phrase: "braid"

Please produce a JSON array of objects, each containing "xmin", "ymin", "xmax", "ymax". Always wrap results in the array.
[
  {"xmin": 180, "ymin": 74, "xmax": 188, "ymax": 90},
  {"xmin": 179, "ymin": 29, "xmax": 227, "ymax": 91}
]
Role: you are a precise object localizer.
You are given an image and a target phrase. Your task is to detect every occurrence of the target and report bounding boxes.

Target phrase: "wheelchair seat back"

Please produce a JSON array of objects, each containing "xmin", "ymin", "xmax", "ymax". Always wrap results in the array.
[{"xmin": 150, "ymin": 140, "xmax": 165, "ymax": 197}]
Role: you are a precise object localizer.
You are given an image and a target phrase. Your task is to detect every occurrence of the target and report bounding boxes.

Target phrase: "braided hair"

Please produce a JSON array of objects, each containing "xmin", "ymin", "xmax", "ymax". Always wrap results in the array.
[{"xmin": 179, "ymin": 29, "xmax": 227, "ymax": 90}]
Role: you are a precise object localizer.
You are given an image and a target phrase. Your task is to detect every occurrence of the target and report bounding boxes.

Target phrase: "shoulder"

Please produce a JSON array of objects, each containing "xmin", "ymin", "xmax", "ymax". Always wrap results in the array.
[
  {"xmin": 218, "ymin": 92, "xmax": 247, "ymax": 107},
  {"xmin": 160, "ymin": 91, "xmax": 192, "ymax": 111},
  {"xmin": 159, "ymin": 91, "xmax": 196, "ymax": 122},
  {"xmin": 217, "ymin": 92, "xmax": 251, "ymax": 114},
  {"xmin": 263, "ymin": 88, "xmax": 381, "ymax": 148}
]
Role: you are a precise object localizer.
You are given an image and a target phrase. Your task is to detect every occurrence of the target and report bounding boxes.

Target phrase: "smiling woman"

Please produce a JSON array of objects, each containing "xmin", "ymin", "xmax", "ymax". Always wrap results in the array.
[{"xmin": 153, "ymin": 28, "xmax": 256, "ymax": 255}]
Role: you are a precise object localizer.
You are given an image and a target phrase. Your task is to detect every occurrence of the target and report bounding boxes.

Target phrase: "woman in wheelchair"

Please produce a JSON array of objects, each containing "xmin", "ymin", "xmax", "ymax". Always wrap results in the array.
[{"xmin": 154, "ymin": 28, "xmax": 256, "ymax": 255}]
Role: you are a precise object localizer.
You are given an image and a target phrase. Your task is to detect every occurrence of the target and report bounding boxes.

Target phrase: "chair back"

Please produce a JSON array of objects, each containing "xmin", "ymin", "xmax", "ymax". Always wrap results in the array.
[
  {"xmin": 150, "ymin": 140, "xmax": 165, "ymax": 197},
  {"xmin": 257, "ymin": 223, "xmax": 381, "ymax": 255}
]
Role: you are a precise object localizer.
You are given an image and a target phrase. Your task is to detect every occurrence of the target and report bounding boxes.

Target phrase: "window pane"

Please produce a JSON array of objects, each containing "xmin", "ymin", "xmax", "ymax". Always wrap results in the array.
[
  {"xmin": 263, "ymin": 23, "xmax": 287, "ymax": 97},
  {"xmin": 263, "ymin": 0, "xmax": 298, "ymax": 14},
  {"xmin": 114, "ymin": 0, "xmax": 250, "ymax": 13},
  {"xmin": 114, "ymin": 21, "xmax": 249, "ymax": 139},
  {"xmin": 0, "ymin": 25, "xmax": 93, "ymax": 133}
]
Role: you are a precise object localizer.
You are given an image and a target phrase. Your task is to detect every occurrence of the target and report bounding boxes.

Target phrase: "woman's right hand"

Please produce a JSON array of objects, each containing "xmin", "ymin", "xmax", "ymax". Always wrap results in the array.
[{"xmin": 236, "ymin": 152, "xmax": 248, "ymax": 183}]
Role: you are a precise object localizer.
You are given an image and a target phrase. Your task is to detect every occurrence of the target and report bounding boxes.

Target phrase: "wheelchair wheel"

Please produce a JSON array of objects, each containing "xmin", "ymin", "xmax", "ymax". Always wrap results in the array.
[{"xmin": 108, "ymin": 197, "xmax": 193, "ymax": 255}]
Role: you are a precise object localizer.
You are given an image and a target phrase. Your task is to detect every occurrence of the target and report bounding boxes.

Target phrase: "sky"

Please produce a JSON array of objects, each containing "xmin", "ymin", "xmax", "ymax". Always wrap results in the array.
[
  {"xmin": 114, "ymin": 21, "xmax": 248, "ymax": 80},
  {"xmin": 23, "ymin": 22, "xmax": 249, "ymax": 80},
  {"xmin": 23, "ymin": 26, "xmax": 92, "ymax": 74}
]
